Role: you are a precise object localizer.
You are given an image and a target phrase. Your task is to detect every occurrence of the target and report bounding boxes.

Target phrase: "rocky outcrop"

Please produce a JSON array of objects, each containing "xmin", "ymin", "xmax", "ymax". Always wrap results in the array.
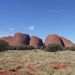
[
  {"xmin": 45, "ymin": 34, "xmax": 64, "ymax": 46},
  {"xmin": 0, "ymin": 33, "xmax": 30, "ymax": 46},
  {"xmin": 30, "ymin": 36, "xmax": 43, "ymax": 47},
  {"xmin": 45, "ymin": 34, "xmax": 74, "ymax": 47},
  {"xmin": 0, "ymin": 36, "xmax": 13, "ymax": 46},
  {"xmin": 12, "ymin": 33, "xmax": 30, "ymax": 46},
  {"xmin": 0, "ymin": 33, "xmax": 74, "ymax": 47},
  {"xmin": 60, "ymin": 37, "xmax": 74, "ymax": 47}
]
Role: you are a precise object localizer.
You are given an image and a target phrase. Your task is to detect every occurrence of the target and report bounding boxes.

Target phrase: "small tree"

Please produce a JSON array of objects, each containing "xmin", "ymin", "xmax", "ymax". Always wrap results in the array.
[
  {"xmin": 0, "ymin": 40, "xmax": 9, "ymax": 51},
  {"xmin": 45, "ymin": 44, "xmax": 63, "ymax": 52}
]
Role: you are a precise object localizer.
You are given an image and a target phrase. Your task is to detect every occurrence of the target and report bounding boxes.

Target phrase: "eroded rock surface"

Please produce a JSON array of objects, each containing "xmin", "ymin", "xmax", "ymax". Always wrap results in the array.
[
  {"xmin": 45, "ymin": 34, "xmax": 63, "ymax": 46},
  {"xmin": 30, "ymin": 36, "xmax": 43, "ymax": 47}
]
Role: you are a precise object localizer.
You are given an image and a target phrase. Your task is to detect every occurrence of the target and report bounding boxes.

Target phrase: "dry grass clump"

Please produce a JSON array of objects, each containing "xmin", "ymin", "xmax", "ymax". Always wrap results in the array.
[{"xmin": 0, "ymin": 50, "xmax": 75, "ymax": 75}]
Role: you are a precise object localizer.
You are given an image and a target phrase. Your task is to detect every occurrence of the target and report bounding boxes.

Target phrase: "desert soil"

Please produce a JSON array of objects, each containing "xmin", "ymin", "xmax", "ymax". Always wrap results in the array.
[{"xmin": 0, "ymin": 49, "xmax": 75, "ymax": 75}]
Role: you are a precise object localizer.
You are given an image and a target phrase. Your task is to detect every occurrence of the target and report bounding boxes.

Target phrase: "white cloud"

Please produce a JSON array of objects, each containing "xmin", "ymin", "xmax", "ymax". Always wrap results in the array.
[{"xmin": 28, "ymin": 25, "xmax": 35, "ymax": 31}]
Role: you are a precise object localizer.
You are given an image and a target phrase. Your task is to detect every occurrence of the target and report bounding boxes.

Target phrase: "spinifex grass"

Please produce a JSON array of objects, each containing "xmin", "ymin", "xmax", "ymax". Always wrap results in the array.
[{"xmin": 0, "ymin": 50, "xmax": 75, "ymax": 75}]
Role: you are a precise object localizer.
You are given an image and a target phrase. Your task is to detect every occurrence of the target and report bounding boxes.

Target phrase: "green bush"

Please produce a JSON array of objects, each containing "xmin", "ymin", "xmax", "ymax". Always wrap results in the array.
[
  {"xmin": 45, "ymin": 44, "xmax": 63, "ymax": 52},
  {"xmin": 0, "ymin": 40, "xmax": 9, "ymax": 51},
  {"xmin": 9, "ymin": 45, "xmax": 35, "ymax": 50}
]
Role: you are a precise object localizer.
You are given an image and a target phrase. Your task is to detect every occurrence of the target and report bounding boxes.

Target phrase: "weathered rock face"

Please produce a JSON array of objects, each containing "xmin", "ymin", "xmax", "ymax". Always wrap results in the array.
[
  {"xmin": 0, "ymin": 36, "xmax": 13, "ymax": 46},
  {"xmin": 45, "ymin": 34, "xmax": 64, "ymax": 46},
  {"xmin": 0, "ymin": 33, "xmax": 74, "ymax": 47},
  {"xmin": 45, "ymin": 34, "xmax": 74, "ymax": 47},
  {"xmin": 60, "ymin": 37, "xmax": 74, "ymax": 47},
  {"xmin": 12, "ymin": 33, "xmax": 30, "ymax": 46},
  {"xmin": 30, "ymin": 36, "xmax": 43, "ymax": 47},
  {"xmin": 0, "ymin": 33, "xmax": 30, "ymax": 46}
]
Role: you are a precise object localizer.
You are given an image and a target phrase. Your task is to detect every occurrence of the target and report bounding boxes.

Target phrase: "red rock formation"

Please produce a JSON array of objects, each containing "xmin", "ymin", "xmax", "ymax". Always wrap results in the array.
[
  {"xmin": 0, "ymin": 33, "xmax": 74, "ymax": 47},
  {"xmin": 45, "ymin": 34, "xmax": 63, "ymax": 46},
  {"xmin": 0, "ymin": 36, "xmax": 13, "ymax": 46},
  {"xmin": 0, "ymin": 33, "xmax": 30, "ymax": 46},
  {"xmin": 30, "ymin": 36, "xmax": 43, "ymax": 47},
  {"xmin": 12, "ymin": 33, "xmax": 30, "ymax": 46},
  {"xmin": 60, "ymin": 37, "xmax": 74, "ymax": 47}
]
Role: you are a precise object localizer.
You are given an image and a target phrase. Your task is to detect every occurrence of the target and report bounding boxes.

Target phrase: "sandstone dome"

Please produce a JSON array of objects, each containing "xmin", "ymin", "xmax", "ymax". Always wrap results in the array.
[
  {"xmin": 60, "ymin": 37, "xmax": 74, "ymax": 47},
  {"xmin": 0, "ymin": 33, "xmax": 74, "ymax": 48},
  {"xmin": 45, "ymin": 34, "xmax": 64, "ymax": 46},
  {"xmin": 12, "ymin": 33, "xmax": 30, "ymax": 46},
  {"xmin": 30, "ymin": 36, "xmax": 43, "ymax": 47},
  {"xmin": 0, "ymin": 36, "xmax": 13, "ymax": 46}
]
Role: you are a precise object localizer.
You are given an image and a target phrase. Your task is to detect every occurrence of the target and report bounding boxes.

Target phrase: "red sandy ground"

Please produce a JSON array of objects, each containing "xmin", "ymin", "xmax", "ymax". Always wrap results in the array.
[{"xmin": 0, "ymin": 61, "xmax": 70, "ymax": 75}]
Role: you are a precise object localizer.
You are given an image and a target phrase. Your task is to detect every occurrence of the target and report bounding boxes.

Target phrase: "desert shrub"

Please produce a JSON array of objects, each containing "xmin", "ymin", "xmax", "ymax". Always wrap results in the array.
[
  {"xmin": 8, "ymin": 46, "xmax": 18, "ymax": 50},
  {"xmin": 35, "ymin": 46, "xmax": 42, "ymax": 49},
  {"xmin": 15, "ymin": 46, "xmax": 25, "ymax": 50},
  {"xmin": 35, "ymin": 45, "xmax": 46, "ymax": 50},
  {"xmin": 40, "ymin": 45, "xmax": 46, "ymax": 50},
  {"xmin": 0, "ymin": 40, "xmax": 9, "ymax": 51},
  {"xmin": 9, "ymin": 46, "xmax": 19, "ymax": 50},
  {"xmin": 21, "ymin": 46, "xmax": 35, "ymax": 50},
  {"xmin": 45, "ymin": 44, "xmax": 63, "ymax": 52},
  {"xmin": 9, "ymin": 45, "xmax": 35, "ymax": 50},
  {"xmin": 63, "ymin": 47, "xmax": 70, "ymax": 50},
  {"xmin": 69, "ymin": 45, "xmax": 75, "ymax": 51}
]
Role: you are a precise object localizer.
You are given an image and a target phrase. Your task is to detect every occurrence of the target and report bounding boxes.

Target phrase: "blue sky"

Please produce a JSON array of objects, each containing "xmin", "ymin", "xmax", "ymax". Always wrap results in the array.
[{"xmin": 0, "ymin": 0, "xmax": 75, "ymax": 42}]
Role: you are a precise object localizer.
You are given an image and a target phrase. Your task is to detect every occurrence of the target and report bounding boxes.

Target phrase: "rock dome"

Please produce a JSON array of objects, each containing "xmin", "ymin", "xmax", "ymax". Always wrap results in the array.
[
  {"xmin": 60, "ymin": 37, "xmax": 74, "ymax": 47},
  {"xmin": 45, "ymin": 34, "xmax": 64, "ymax": 46},
  {"xmin": 30, "ymin": 36, "xmax": 43, "ymax": 47},
  {"xmin": 12, "ymin": 33, "xmax": 30, "ymax": 46}
]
